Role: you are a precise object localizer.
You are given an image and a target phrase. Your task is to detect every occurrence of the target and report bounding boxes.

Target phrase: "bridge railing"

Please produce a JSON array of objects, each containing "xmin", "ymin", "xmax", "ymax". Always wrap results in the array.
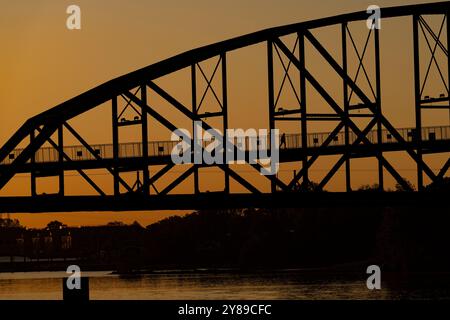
[
  {"xmin": 1, "ymin": 125, "xmax": 449, "ymax": 165},
  {"xmin": 282, "ymin": 125, "xmax": 450, "ymax": 149}
]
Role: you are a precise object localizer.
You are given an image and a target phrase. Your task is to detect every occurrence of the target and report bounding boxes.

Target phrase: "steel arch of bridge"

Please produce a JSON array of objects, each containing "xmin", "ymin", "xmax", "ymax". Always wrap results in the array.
[{"xmin": 0, "ymin": 1, "xmax": 449, "ymax": 212}]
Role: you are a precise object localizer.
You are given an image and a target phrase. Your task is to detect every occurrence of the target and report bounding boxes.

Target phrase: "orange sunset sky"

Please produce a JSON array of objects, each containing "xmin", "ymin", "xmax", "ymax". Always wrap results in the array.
[{"xmin": 0, "ymin": 0, "xmax": 449, "ymax": 228}]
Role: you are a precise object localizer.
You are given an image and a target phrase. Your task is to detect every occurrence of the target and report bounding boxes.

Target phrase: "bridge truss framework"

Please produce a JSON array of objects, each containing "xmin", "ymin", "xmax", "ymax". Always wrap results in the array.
[{"xmin": 0, "ymin": 1, "xmax": 449, "ymax": 212}]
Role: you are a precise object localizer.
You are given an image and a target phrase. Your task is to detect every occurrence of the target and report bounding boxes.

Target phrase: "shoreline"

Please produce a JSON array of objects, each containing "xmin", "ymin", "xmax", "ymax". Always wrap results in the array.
[{"xmin": 0, "ymin": 259, "xmax": 370, "ymax": 275}]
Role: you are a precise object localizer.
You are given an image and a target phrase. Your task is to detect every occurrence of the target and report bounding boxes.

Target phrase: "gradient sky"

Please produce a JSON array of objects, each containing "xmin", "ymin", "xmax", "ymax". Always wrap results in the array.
[{"xmin": 0, "ymin": 0, "xmax": 448, "ymax": 227}]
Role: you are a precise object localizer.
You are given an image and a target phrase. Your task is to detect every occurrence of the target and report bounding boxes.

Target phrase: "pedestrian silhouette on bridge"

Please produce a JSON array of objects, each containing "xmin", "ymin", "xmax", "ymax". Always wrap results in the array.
[{"xmin": 280, "ymin": 133, "xmax": 286, "ymax": 149}]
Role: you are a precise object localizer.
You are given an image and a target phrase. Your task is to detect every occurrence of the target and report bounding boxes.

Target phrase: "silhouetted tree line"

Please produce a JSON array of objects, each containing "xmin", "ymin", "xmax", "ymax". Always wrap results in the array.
[
  {"xmin": 0, "ymin": 178, "xmax": 449, "ymax": 273},
  {"xmin": 142, "ymin": 207, "xmax": 381, "ymax": 269}
]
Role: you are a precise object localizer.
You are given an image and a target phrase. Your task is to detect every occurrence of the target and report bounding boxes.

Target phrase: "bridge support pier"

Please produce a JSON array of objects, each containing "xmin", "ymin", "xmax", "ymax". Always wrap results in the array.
[
  {"xmin": 375, "ymin": 27, "xmax": 384, "ymax": 191},
  {"xmin": 267, "ymin": 40, "xmax": 277, "ymax": 193},
  {"xmin": 412, "ymin": 12, "xmax": 449, "ymax": 190},
  {"xmin": 58, "ymin": 125, "xmax": 64, "ymax": 196},
  {"xmin": 222, "ymin": 53, "xmax": 230, "ymax": 194},
  {"xmin": 112, "ymin": 96, "xmax": 120, "ymax": 196},
  {"xmin": 191, "ymin": 64, "xmax": 200, "ymax": 195},
  {"xmin": 30, "ymin": 131, "xmax": 37, "ymax": 197},
  {"xmin": 141, "ymin": 84, "xmax": 150, "ymax": 195},
  {"xmin": 342, "ymin": 22, "xmax": 352, "ymax": 192},
  {"xmin": 299, "ymin": 31, "xmax": 309, "ymax": 190},
  {"xmin": 413, "ymin": 14, "xmax": 424, "ymax": 191}
]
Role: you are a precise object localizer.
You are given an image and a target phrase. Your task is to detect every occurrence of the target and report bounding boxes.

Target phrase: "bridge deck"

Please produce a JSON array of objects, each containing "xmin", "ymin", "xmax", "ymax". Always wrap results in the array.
[{"xmin": 0, "ymin": 125, "xmax": 449, "ymax": 175}]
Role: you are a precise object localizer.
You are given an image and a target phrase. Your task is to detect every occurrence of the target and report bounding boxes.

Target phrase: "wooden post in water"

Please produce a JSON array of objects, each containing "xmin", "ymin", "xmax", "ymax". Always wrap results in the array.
[{"xmin": 63, "ymin": 277, "xmax": 89, "ymax": 301}]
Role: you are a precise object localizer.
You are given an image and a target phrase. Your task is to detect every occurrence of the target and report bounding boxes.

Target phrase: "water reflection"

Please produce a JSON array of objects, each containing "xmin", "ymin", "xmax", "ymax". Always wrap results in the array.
[{"xmin": 0, "ymin": 271, "xmax": 449, "ymax": 300}]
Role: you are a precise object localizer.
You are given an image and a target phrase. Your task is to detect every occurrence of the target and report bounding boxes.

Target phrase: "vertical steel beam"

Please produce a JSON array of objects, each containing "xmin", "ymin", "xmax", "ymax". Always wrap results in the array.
[
  {"xmin": 191, "ymin": 64, "xmax": 200, "ymax": 194},
  {"xmin": 413, "ymin": 15, "xmax": 424, "ymax": 190},
  {"xmin": 267, "ymin": 40, "xmax": 276, "ymax": 193},
  {"xmin": 58, "ymin": 125, "xmax": 64, "ymax": 196},
  {"xmin": 141, "ymin": 85, "xmax": 150, "ymax": 195},
  {"xmin": 447, "ymin": 11, "xmax": 450, "ymax": 126},
  {"xmin": 342, "ymin": 23, "xmax": 351, "ymax": 192},
  {"xmin": 112, "ymin": 96, "xmax": 120, "ymax": 196},
  {"xmin": 375, "ymin": 27, "xmax": 384, "ymax": 191},
  {"xmin": 299, "ymin": 32, "xmax": 308, "ymax": 189},
  {"xmin": 221, "ymin": 53, "xmax": 230, "ymax": 194},
  {"xmin": 30, "ymin": 130, "xmax": 37, "ymax": 197}
]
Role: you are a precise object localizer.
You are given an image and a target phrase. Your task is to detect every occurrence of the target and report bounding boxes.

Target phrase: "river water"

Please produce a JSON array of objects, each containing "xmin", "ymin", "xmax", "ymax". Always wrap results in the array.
[{"xmin": 0, "ymin": 270, "xmax": 449, "ymax": 300}]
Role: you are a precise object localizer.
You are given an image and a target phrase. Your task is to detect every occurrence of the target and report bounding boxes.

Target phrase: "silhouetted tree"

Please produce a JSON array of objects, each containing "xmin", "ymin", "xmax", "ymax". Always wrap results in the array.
[
  {"xmin": 131, "ymin": 221, "xmax": 143, "ymax": 228},
  {"xmin": 395, "ymin": 179, "xmax": 415, "ymax": 192},
  {"xmin": 425, "ymin": 177, "xmax": 450, "ymax": 192},
  {"xmin": 0, "ymin": 218, "xmax": 22, "ymax": 228},
  {"xmin": 357, "ymin": 183, "xmax": 380, "ymax": 192},
  {"xmin": 293, "ymin": 180, "xmax": 322, "ymax": 192},
  {"xmin": 107, "ymin": 221, "xmax": 126, "ymax": 227},
  {"xmin": 47, "ymin": 220, "xmax": 66, "ymax": 230}
]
